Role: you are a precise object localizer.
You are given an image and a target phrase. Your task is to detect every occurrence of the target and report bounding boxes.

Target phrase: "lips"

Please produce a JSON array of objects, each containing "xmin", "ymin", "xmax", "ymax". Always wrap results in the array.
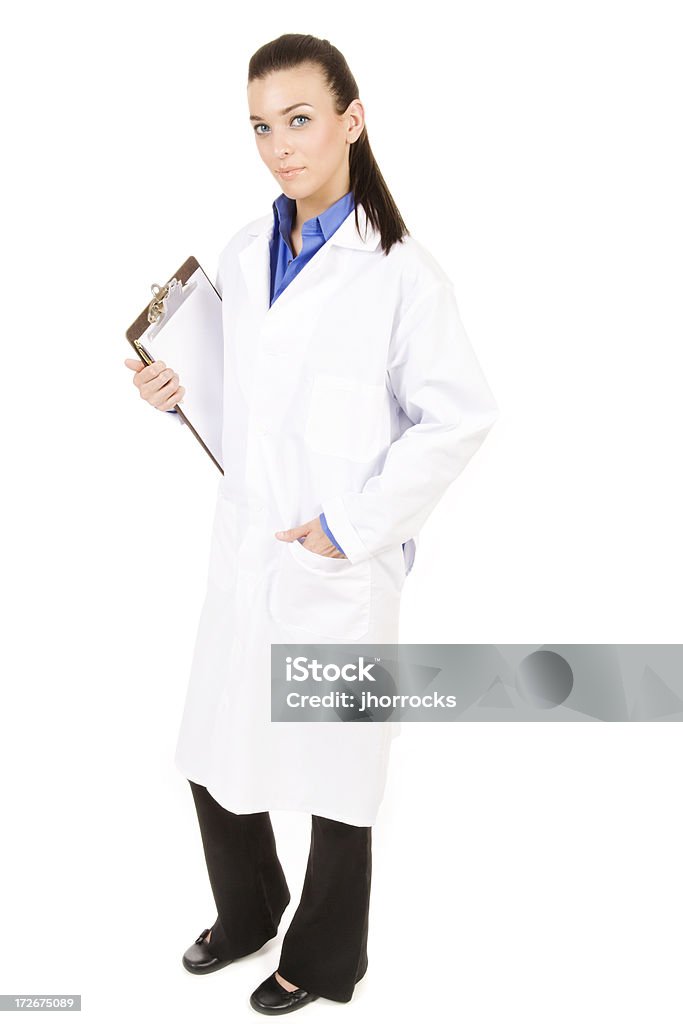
[{"xmin": 277, "ymin": 167, "xmax": 305, "ymax": 179}]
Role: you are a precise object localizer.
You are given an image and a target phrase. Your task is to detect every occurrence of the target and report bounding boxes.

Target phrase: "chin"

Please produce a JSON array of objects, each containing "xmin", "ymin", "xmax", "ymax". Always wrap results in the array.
[
  {"xmin": 285, "ymin": 187, "xmax": 315, "ymax": 202},
  {"xmin": 281, "ymin": 177, "xmax": 309, "ymax": 190}
]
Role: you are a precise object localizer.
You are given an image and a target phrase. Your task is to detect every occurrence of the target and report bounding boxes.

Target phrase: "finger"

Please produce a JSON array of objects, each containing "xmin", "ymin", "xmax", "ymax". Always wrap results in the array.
[
  {"xmin": 158, "ymin": 385, "xmax": 186, "ymax": 412},
  {"xmin": 146, "ymin": 378, "xmax": 181, "ymax": 409},
  {"xmin": 136, "ymin": 360, "xmax": 169, "ymax": 386},
  {"xmin": 274, "ymin": 524, "xmax": 308, "ymax": 541},
  {"xmin": 124, "ymin": 358, "xmax": 145, "ymax": 371},
  {"xmin": 303, "ymin": 537, "xmax": 344, "ymax": 558},
  {"xmin": 141, "ymin": 367, "xmax": 178, "ymax": 403}
]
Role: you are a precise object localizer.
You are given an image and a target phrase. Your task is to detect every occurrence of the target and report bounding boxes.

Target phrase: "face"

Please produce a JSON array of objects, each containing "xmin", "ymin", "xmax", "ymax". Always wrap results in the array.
[{"xmin": 247, "ymin": 64, "xmax": 364, "ymax": 207}]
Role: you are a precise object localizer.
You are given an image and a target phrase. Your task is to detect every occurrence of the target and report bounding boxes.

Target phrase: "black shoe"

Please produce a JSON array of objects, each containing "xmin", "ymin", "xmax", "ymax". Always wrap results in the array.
[
  {"xmin": 182, "ymin": 927, "xmax": 234, "ymax": 974},
  {"xmin": 249, "ymin": 971, "xmax": 320, "ymax": 1014}
]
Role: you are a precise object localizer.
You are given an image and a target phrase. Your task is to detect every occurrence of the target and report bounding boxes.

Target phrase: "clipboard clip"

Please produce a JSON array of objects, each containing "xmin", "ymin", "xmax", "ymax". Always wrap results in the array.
[{"xmin": 147, "ymin": 280, "xmax": 176, "ymax": 324}]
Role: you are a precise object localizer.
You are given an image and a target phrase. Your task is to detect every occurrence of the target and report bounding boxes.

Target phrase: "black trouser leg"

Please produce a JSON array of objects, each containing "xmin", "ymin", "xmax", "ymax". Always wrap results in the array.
[
  {"xmin": 277, "ymin": 815, "xmax": 372, "ymax": 1003},
  {"xmin": 188, "ymin": 781, "xmax": 291, "ymax": 960}
]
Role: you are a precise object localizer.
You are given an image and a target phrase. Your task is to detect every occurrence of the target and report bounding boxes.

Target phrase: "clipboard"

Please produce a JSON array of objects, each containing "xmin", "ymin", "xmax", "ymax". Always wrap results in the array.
[{"xmin": 125, "ymin": 256, "xmax": 224, "ymax": 474}]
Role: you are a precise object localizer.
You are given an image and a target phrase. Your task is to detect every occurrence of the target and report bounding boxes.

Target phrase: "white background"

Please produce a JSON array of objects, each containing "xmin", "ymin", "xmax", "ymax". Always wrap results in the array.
[{"xmin": 1, "ymin": 1, "xmax": 682, "ymax": 1021}]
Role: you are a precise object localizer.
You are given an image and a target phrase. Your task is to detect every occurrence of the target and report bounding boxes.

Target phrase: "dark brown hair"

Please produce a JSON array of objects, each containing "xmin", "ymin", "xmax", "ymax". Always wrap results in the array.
[{"xmin": 248, "ymin": 33, "xmax": 409, "ymax": 256}]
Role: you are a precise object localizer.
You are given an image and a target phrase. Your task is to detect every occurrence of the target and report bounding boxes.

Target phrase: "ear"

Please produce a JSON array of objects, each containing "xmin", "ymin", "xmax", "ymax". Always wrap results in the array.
[{"xmin": 346, "ymin": 98, "xmax": 365, "ymax": 143}]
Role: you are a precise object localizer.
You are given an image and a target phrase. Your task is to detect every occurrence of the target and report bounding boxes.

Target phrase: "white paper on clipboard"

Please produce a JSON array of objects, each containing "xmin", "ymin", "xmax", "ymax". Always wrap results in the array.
[{"xmin": 130, "ymin": 260, "xmax": 223, "ymax": 473}]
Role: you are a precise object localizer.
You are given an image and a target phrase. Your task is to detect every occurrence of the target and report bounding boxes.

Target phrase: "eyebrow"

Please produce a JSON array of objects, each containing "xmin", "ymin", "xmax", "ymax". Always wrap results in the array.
[{"xmin": 249, "ymin": 103, "xmax": 314, "ymax": 122}]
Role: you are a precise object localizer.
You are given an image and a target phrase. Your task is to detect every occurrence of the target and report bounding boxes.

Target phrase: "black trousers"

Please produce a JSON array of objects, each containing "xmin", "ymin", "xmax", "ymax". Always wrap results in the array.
[{"xmin": 188, "ymin": 780, "xmax": 372, "ymax": 1003}]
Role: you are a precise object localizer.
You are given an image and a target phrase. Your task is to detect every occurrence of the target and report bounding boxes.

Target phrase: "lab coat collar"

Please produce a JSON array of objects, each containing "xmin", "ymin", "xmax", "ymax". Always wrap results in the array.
[
  {"xmin": 245, "ymin": 200, "xmax": 381, "ymax": 252},
  {"xmin": 238, "ymin": 201, "xmax": 381, "ymax": 318}
]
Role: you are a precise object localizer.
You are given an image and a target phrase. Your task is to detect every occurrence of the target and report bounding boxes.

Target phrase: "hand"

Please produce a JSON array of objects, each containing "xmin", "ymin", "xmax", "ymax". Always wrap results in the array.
[
  {"xmin": 275, "ymin": 518, "xmax": 347, "ymax": 559},
  {"xmin": 124, "ymin": 358, "xmax": 186, "ymax": 411}
]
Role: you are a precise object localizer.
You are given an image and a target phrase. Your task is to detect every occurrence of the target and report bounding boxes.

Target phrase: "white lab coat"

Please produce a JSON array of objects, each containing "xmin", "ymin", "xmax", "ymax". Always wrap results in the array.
[{"xmin": 173, "ymin": 202, "xmax": 499, "ymax": 826}]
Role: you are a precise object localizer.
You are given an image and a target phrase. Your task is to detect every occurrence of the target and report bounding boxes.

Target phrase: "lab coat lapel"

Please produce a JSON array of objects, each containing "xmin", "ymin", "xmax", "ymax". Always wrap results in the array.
[
  {"xmin": 235, "ymin": 203, "xmax": 382, "ymax": 444},
  {"xmin": 237, "ymin": 214, "xmax": 273, "ymax": 315},
  {"xmin": 237, "ymin": 202, "xmax": 381, "ymax": 322}
]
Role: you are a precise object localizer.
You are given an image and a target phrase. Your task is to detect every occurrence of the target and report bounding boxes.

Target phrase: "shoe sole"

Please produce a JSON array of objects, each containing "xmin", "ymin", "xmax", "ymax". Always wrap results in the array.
[
  {"xmin": 182, "ymin": 955, "xmax": 234, "ymax": 975},
  {"xmin": 249, "ymin": 994, "xmax": 320, "ymax": 1015}
]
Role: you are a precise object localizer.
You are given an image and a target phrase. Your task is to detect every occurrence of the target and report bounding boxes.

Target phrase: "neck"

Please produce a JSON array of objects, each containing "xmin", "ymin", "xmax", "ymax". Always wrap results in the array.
[{"xmin": 293, "ymin": 167, "xmax": 351, "ymax": 229}]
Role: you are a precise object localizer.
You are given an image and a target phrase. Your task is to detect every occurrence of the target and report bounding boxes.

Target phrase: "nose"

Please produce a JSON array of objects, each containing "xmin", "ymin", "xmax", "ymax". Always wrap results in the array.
[{"xmin": 269, "ymin": 125, "xmax": 297, "ymax": 159}]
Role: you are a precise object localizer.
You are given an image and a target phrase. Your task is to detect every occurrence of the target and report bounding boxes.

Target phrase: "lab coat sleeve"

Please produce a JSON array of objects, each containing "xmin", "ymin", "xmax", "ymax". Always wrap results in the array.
[{"xmin": 320, "ymin": 280, "xmax": 499, "ymax": 564}]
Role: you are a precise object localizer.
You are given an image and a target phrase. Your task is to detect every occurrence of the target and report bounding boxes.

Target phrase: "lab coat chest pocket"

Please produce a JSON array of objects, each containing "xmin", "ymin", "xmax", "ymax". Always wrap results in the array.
[
  {"xmin": 303, "ymin": 372, "xmax": 388, "ymax": 463},
  {"xmin": 271, "ymin": 540, "xmax": 371, "ymax": 640}
]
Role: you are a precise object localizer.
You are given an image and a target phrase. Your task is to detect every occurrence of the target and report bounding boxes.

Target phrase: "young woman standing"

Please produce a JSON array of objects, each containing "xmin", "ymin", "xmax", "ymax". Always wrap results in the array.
[{"xmin": 124, "ymin": 33, "xmax": 498, "ymax": 1015}]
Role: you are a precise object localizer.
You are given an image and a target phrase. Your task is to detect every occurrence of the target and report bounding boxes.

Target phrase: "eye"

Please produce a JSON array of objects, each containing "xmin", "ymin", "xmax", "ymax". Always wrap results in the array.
[{"xmin": 253, "ymin": 114, "xmax": 310, "ymax": 135}]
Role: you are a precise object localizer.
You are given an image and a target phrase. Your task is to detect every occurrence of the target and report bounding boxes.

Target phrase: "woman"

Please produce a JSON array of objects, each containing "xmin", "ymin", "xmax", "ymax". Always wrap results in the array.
[{"xmin": 124, "ymin": 33, "xmax": 499, "ymax": 1015}]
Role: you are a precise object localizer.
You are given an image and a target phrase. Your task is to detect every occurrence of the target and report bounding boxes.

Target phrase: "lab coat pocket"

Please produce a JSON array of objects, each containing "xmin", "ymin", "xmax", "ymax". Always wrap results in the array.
[
  {"xmin": 303, "ymin": 373, "xmax": 388, "ymax": 463},
  {"xmin": 271, "ymin": 539, "xmax": 371, "ymax": 640}
]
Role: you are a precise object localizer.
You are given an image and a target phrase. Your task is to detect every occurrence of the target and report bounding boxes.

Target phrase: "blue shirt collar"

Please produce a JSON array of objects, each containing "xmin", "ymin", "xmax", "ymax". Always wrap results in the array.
[{"xmin": 272, "ymin": 190, "xmax": 355, "ymax": 245}]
